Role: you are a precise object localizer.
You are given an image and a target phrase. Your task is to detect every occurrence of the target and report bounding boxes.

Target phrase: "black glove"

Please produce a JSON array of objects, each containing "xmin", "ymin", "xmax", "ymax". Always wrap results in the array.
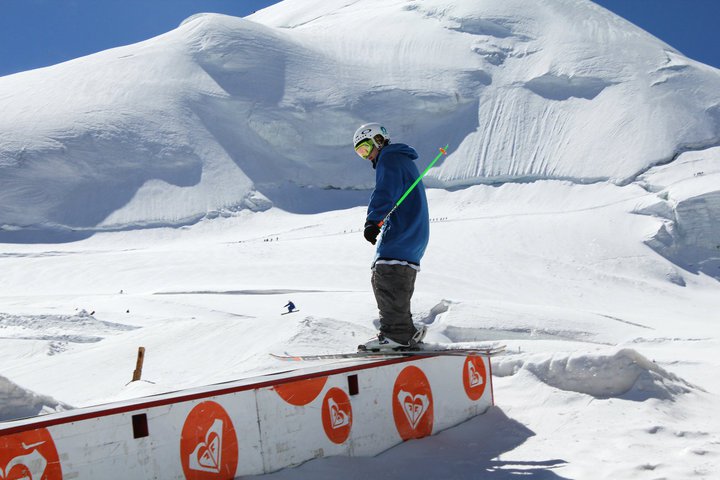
[{"xmin": 363, "ymin": 221, "xmax": 381, "ymax": 245}]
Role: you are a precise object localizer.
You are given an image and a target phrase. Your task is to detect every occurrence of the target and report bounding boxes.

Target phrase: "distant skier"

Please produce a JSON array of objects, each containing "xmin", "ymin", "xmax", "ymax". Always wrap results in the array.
[
  {"xmin": 284, "ymin": 300, "xmax": 297, "ymax": 314},
  {"xmin": 352, "ymin": 123, "xmax": 429, "ymax": 351}
]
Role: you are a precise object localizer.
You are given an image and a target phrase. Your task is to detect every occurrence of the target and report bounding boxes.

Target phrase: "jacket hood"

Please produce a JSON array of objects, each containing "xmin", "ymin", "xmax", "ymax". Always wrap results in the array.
[{"xmin": 374, "ymin": 143, "xmax": 418, "ymax": 168}]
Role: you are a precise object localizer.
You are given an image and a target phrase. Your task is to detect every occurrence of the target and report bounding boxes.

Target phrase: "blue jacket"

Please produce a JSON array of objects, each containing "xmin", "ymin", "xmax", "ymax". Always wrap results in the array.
[{"xmin": 366, "ymin": 143, "xmax": 430, "ymax": 265}]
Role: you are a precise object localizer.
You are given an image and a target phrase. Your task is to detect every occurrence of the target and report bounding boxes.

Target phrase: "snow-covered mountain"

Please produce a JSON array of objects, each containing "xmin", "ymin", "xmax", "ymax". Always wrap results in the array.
[
  {"xmin": 2, "ymin": 1, "xmax": 720, "ymax": 478},
  {"xmin": 1, "ymin": 0, "xmax": 719, "ymax": 242}
]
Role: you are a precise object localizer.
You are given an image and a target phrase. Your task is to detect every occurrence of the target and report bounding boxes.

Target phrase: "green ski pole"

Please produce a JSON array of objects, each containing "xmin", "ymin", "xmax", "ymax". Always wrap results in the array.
[{"xmin": 378, "ymin": 144, "xmax": 448, "ymax": 228}]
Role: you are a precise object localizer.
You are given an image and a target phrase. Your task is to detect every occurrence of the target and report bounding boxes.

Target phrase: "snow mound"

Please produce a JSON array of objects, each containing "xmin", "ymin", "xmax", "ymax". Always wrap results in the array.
[
  {"xmin": 417, "ymin": 299, "xmax": 454, "ymax": 325},
  {"xmin": 494, "ymin": 349, "xmax": 695, "ymax": 400},
  {"xmin": 0, "ymin": 310, "xmax": 140, "ymax": 354},
  {"xmin": 0, "ymin": 375, "xmax": 72, "ymax": 422},
  {"xmin": 284, "ymin": 316, "xmax": 373, "ymax": 352}
]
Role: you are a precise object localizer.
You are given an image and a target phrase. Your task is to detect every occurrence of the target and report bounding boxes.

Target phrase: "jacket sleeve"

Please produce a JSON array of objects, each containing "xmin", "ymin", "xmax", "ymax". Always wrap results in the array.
[{"xmin": 367, "ymin": 156, "xmax": 403, "ymax": 223}]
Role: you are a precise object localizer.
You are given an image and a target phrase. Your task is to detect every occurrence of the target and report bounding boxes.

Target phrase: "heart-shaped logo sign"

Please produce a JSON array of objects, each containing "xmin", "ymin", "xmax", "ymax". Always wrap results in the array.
[
  {"xmin": 397, "ymin": 390, "xmax": 430, "ymax": 429},
  {"xmin": 468, "ymin": 362, "xmax": 483, "ymax": 387},
  {"xmin": 322, "ymin": 388, "xmax": 352, "ymax": 444},
  {"xmin": 463, "ymin": 355, "xmax": 488, "ymax": 401},
  {"xmin": 189, "ymin": 419, "xmax": 223, "ymax": 473},
  {"xmin": 329, "ymin": 398, "xmax": 351, "ymax": 429},
  {"xmin": 0, "ymin": 429, "xmax": 62, "ymax": 480},
  {"xmin": 180, "ymin": 401, "xmax": 238, "ymax": 479},
  {"xmin": 392, "ymin": 365, "xmax": 434, "ymax": 440}
]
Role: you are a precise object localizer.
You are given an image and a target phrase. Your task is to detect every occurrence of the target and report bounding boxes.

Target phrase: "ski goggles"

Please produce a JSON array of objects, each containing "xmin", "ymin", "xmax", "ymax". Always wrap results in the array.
[{"xmin": 354, "ymin": 139, "xmax": 375, "ymax": 159}]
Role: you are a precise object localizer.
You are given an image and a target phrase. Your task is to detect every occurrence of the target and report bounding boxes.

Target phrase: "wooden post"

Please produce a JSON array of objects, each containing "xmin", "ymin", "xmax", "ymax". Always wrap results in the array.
[{"xmin": 132, "ymin": 347, "xmax": 145, "ymax": 382}]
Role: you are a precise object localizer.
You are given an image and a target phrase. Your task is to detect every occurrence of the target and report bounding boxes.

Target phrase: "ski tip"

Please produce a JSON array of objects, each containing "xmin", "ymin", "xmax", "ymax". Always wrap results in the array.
[{"xmin": 439, "ymin": 145, "xmax": 449, "ymax": 155}]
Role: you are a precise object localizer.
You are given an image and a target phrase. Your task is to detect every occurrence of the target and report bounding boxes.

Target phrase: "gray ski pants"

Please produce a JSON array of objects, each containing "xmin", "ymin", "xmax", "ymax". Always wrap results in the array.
[{"xmin": 371, "ymin": 263, "xmax": 418, "ymax": 344}]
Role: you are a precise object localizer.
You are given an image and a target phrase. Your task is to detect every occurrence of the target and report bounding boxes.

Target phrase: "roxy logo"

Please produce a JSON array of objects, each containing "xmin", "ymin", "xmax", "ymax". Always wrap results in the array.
[
  {"xmin": 189, "ymin": 419, "xmax": 224, "ymax": 473},
  {"xmin": 467, "ymin": 361, "xmax": 484, "ymax": 388},
  {"xmin": 0, "ymin": 430, "xmax": 62, "ymax": 480},
  {"xmin": 328, "ymin": 398, "xmax": 351, "ymax": 429},
  {"xmin": 397, "ymin": 390, "xmax": 430, "ymax": 429},
  {"xmin": 392, "ymin": 365, "xmax": 434, "ymax": 440},
  {"xmin": 321, "ymin": 387, "xmax": 353, "ymax": 444},
  {"xmin": 180, "ymin": 401, "xmax": 239, "ymax": 479},
  {"xmin": 1, "ymin": 442, "xmax": 48, "ymax": 479},
  {"xmin": 462, "ymin": 355, "xmax": 488, "ymax": 400}
]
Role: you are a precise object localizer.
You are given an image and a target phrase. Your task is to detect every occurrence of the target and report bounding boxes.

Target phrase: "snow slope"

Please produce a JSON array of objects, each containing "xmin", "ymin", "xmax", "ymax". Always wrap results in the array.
[
  {"xmin": 2, "ymin": 0, "xmax": 720, "ymax": 478},
  {"xmin": 2, "ymin": 183, "xmax": 720, "ymax": 478}
]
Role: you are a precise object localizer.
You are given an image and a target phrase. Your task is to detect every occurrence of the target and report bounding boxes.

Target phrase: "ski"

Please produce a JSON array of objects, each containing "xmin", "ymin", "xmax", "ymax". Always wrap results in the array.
[
  {"xmin": 281, "ymin": 310, "xmax": 300, "ymax": 315},
  {"xmin": 270, "ymin": 344, "xmax": 505, "ymax": 362}
]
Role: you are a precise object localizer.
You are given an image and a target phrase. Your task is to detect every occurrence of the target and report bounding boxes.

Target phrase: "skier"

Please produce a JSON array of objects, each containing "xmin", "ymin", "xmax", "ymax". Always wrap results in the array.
[
  {"xmin": 353, "ymin": 123, "xmax": 429, "ymax": 351},
  {"xmin": 284, "ymin": 300, "xmax": 297, "ymax": 314}
]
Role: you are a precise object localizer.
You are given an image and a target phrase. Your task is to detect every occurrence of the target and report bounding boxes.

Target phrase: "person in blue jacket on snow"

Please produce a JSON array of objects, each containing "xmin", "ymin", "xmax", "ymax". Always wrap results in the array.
[
  {"xmin": 284, "ymin": 300, "xmax": 296, "ymax": 314},
  {"xmin": 353, "ymin": 123, "xmax": 429, "ymax": 351}
]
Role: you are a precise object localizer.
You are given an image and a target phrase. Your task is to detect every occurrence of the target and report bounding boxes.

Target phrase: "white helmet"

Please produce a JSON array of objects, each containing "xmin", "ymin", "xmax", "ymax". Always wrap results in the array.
[{"xmin": 353, "ymin": 123, "xmax": 390, "ymax": 149}]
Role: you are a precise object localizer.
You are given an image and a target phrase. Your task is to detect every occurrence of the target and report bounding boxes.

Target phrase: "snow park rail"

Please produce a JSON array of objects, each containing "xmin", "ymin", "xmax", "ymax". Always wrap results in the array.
[{"xmin": 0, "ymin": 353, "xmax": 496, "ymax": 479}]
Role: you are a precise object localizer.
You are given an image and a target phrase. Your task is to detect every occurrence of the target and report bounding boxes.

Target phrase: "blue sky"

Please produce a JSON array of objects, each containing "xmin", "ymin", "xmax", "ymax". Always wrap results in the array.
[
  {"xmin": 594, "ymin": 0, "xmax": 720, "ymax": 68},
  {"xmin": 0, "ymin": 0, "xmax": 718, "ymax": 77}
]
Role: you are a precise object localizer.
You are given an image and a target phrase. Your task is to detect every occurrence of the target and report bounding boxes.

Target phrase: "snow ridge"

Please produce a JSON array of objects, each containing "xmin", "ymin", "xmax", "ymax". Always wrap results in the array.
[{"xmin": 634, "ymin": 146, "xmax": 720, "ymax": 279}]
